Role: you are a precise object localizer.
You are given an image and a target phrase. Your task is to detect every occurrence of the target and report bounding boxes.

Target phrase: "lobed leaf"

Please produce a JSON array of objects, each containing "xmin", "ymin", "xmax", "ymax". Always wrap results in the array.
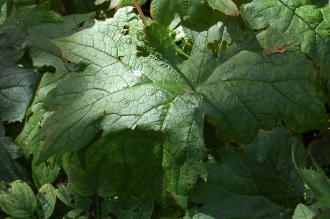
[
  {"xmin": 241, "ymin": 0, "xmax": 330, "ymax": 77},
  {"xmin": 29, "ymin": 7, "xmax": 327, "ymax": 207}
]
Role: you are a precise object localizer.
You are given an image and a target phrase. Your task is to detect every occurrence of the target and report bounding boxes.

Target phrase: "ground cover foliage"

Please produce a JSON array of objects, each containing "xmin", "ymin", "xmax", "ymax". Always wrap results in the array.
[{"xmin": 0, "ymin": 0, "xmax": 330, "ymax": 218}]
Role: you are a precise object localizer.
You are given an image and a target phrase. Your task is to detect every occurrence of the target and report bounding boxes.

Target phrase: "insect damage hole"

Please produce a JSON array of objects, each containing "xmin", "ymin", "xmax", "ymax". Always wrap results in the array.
[
  {"xmin": 136, "ymin": 45, "xmax": 150, "ymax": 57},
  {"xmin": 122, "ymin": 25, "xmax": 130, "ymax": 35}
]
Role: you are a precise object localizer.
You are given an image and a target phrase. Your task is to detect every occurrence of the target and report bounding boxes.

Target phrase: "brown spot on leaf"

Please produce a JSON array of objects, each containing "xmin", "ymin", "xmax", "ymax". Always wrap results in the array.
[
  {"xmin": 60, "ymin": 48, "xmax": 74, "ymax": 63},
  {"xmin": 276, "ymin": 47, "xmax": 286, "ymax": 53},
  {"xmin": 263, "ymin": 48, "xmax": 271, "ymax": 57}
]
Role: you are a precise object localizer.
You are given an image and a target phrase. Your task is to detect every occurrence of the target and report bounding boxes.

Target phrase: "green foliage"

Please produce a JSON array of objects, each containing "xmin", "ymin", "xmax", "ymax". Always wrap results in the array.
[
  {"xmin": 0, "ymin": 181, "xmax": 56, "ymax": 218},
  {"xmin": 293, "ymin": 204, "xmax": 316, "ymax": 219},
  {"xmin": 191, "ymin": 128, "xmax": 303, "ymax": 218},
  {"xmin": 0, "ymin": 180, "xmax": 37, "ymax": 218},
  {"xmin": 0, "ymin": 0, "xmax": 329, "ymax": 218}
]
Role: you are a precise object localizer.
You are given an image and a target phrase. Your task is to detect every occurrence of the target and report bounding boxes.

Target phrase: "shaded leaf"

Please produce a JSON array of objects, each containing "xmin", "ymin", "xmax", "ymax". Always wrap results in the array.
[
  {"xmin": 0, "ymin": 123, "xmax": 28, "ymax": 182},
  {"xmin": 101, "ymin": 192, "xmax": 154, "ymax": 219},
  {"xmin": 293, "ymin": 142, "xmax": 330, "ymax": 208},
  {"xmin": 192, "ymin": 127, "xmax": 304, "ymax": 218},
  {"xmin": 0, "ymin": 58, "xmax": 39, "ymax": 123},
  {"xmin": 150, "ymin": 0, "xmax": 210, "ymax": 26},
  {"xmin": 67, "ymin": 130, "xmax": 163, "ymax": 201},
  {"xmin": 56, "ymin": 183, "xmax": 92, "ymax": 209}
]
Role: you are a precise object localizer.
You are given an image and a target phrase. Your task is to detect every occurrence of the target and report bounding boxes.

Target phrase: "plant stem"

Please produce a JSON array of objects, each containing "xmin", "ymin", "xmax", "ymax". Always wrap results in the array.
[{"xmin": 133, "ymin": 0, "xmax": 147, "ymax": 28}]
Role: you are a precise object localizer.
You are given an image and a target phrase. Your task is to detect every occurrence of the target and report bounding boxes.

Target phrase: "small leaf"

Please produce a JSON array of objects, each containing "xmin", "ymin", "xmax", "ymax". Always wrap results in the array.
[
  {"xmin": 99, "ymin": 0, "xmax": 147, "ymax": 8},
  {"xmin": 0, "ymin": 124, "xmax": 28, "ymax": 182},
  {"xmin": 36, "ymin": 184, "xmax": 56, "ymax": 219},
  {"xmin": 292, "ymin": 143, "xmax": 330, "ymax": 208},
  {"xmin": 32, "ymin": 158, "xmax": 61, "ymax": 189},
  {"xmin": 298, "ymin": 168, "xmax": 330, "ymax": 208},
  {"xmin": 207, "ymin": 0, "xmax": 239, "ymax": 16},
  {"xmin": 293, "ymin": 204, "xmax": 316, "ymax": 219},
  {"xmin": 0, "ymin": 180, "xmax": 36, "ymax": 218},
  {"xmin": 56, "ymin": 183, "xmax": 92, "ymax": 209}
]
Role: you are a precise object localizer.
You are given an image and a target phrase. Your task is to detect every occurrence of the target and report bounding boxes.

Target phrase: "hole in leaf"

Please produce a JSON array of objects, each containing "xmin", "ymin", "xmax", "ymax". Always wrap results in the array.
[
  {"xmin": 78, "ymin": 21, "xmax": 85, "ymax": 28},
  {"xmin": 136, "ymin": 46, "xmax": 150, "ymax": 57},
  {"xmin": 325, "ymin": 103, "xmax": 330, "ymax": 114},
  {"xmin": 118, "ymin": 56, "xmax": 124, "ymax": 61},
  {"xmin": 302, "ymin": 130, "xmax": 321, "ymax": 147},
  {"xmin": 207, "ymin": 42, "xmax": 221, "ymax": 58},
  {"xmin": 174, "ymin": 38, "xmax": 193, "ymax": 60},
  {"xmin": 122, "ymin": 25, "xmax": 130, "ymax": 35},
  {"xmin": 4, "ymin": 121, "xmax": 24, "ymax": 138},
  {"xmin": 203, "ymin": 116, "xmax": 224, "ymax": 161},
  {"xmin": 39, "ymin": 65, "xmax": 56, "ymax": 73}
]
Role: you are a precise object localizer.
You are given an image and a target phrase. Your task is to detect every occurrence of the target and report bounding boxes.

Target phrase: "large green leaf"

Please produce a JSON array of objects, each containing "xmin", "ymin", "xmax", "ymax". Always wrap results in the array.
[
  {"xmin": 192, "ymin": 128, "xmax": 305, "ymax": 218},
  {"xmin": 0, "ymin": 180, "xmax": 36, "ymax": 218},
  {"xmin": 31, "ymin": 7, "xmax": 326, "ymax": 207},
  {"xmin": 241, "ymin": 0, "xmax": 330, "ymax": 77}
]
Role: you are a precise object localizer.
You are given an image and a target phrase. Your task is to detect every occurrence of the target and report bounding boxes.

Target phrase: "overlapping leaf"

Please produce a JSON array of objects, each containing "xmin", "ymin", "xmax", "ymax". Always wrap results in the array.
[
  {"xmin": 66, "ymin": 130, "xmax": 163, "ymax": 200},
  {"xmin": 0, "ymin": 123, "xmax": 27, "ymax": 182},
  {"xmin": 241, "ymin": 0, "xmax": 330, "ymax": 77},
  {"xmin": 192, "ymin": 128, "xmax": 304, "ymax": 219},
  {"xmin": 15, "ymin": 12, "xmax": 95, "ymax": 188},
  {"xmin": 0, "ymin": 3, "xmax": 62, "ymax": 122},
  {"xmin": 36, "ymin": 184, "xmax": 57, "ymax": 219},
  {"xmin": 0, "ymin": 48, "xmax": 39, "ymax": 122}
]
